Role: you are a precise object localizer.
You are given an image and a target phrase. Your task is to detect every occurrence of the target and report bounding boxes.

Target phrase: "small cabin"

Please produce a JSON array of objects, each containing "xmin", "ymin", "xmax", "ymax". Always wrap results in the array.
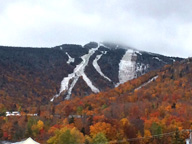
[{"xmin": 6, "ymin": 111, "xmax": 21, "ymax": 117}]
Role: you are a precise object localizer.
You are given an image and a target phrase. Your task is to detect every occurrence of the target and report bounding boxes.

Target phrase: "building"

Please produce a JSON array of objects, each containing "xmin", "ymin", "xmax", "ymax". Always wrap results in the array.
[
  {"xmin": 6, "ymin": 111, "xmax": 21, "ymax": 117},
  {"xmin": 186, "ymin": 139, "xmax": 190, "ymax": 144},
  {"xmin": 12, "ymin": 137, "xmax": 40, "ymax": 144}
]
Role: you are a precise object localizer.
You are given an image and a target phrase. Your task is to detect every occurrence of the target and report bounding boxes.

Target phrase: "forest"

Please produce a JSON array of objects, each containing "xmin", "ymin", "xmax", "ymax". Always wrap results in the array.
[{"xmin": 0, "ymin": 58, "xmax": 192, "ymax": 143}]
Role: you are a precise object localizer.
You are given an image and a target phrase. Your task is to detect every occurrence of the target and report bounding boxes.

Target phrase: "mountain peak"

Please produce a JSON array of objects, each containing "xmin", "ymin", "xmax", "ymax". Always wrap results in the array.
[{"xmin": 100, "ymin": 41, "xmax": 136, "ymax": 50}]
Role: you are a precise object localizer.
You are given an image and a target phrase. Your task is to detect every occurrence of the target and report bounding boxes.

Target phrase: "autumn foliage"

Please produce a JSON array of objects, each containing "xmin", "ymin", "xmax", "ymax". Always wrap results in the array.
[{"xmin": 0, "ymin": 58, "xmax": 192, "ymax": 143}]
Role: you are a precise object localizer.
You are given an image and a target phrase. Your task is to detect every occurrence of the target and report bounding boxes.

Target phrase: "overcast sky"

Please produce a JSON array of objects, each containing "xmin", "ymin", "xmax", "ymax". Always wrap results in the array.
[{"xmin": 0, "ymin": 0, "xmax": 192, "ymax": 58}]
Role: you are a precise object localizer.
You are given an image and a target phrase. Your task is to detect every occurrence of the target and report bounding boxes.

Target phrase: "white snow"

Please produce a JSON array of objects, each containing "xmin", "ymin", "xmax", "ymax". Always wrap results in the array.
[
  {"xmin": 66, "ymin": 52, "xmax": 75, "ymax": 64},
  {"xmin": 153, "ymin": 57, "xmax": 167, "ymax": 64},
  {"xmin": 100, "ymin": 43, "xmax": 110, "ymax": 49},
  {"xmin": 170, "ymin": 58, "xmax": 176, "ymax": 62},
  {"xmin": 136, "ymin": 51, "xmax": 142, "ymax": 55},
  {"xmin": 60, "ymin": 47, "xmax": 63, "ymax": 50},
  {"xmin": 101, "ymin": 51, "xmax": 107, "ymax": 54},
  {"xmin": 51, "ymin": 44, "xmax": 100, "ymax": 101},
  {"xmin": 135, "ymin": 76, "xmax": 158, "ymax": 91},
  {"xmin": 93, "ymin": 54, "xmax": 111, "ymax": 82},
  {"xmin": 153, "ymin": 57, "xmax": 161, "ymax": 61},
  {"xmin": 135, "ymin": 63, "xmax": 149, "ymax": 76},
  {"xmin": 82, "ymin": 73, "xmax": 100, "ymax": 93},
  {"xmin": 65, "ymin": 76, "xmax": 79, "ymax": 100},
  {"xmin": 100, "ymin": 43, "xmax": 119, "ymax": 49},
  {"xmin": 116, "ymin": 49, "xmax": 137, "ymax": 86}
]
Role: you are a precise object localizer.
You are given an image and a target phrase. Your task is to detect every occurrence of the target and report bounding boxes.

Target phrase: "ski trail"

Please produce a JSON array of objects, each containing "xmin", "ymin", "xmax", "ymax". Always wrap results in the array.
[
  {"xmin": 65, "ymin": 76, "xmax": 79, "ymax": 100},
  {"xmin": 51, "ymin": 44, "xmax": 100, "ymax": 101},
  {"xmin": 82, "ymin": 73, "xmax": 99, "ymax": 93},
  {"xmin": 93, "ymin": 54, "xmax": 111, "ymax": 82},
  {"xmin": 66, "ymin": 52, "xmax": 75, "ymax": 64},
  {"xmin": 116, "ymin": 49, "xmax": 137, "ymax": 87},
  {"xmin": 135, "ymin": 76, "xmax": 158, "ymax": 91}
]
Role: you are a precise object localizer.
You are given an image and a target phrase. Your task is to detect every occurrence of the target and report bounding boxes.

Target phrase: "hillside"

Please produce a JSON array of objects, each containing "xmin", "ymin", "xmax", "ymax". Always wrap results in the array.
[
  {"xmin": 51, "ymin": 58, "xmax": 192, "ymax": 143},
  {"xmin": 0, "ymin": 42, "xmax": 188, "ymax": 143},
  {"xmin": 0, "ymin": 42, "xmax": 182, "ymax": 110},
  {"xmin": 0, "ymin": 57, "xmax": 191, "ymax": 143}
]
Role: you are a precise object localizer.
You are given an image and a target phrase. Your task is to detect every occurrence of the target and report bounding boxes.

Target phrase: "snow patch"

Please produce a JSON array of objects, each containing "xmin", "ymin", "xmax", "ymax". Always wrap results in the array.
[
  {"xmin": 65, "ymin": 76, "xmax": 79, "ymax": 100},
  {"xmin": 170, "ymin": 58, "xmax": 176, "ymax": 62},
  {"xmin": 101, "ymin": 51, "xmax": 107, "ymax": 54},
  {"xmin": 60, "ymin": 47, "xmax": 63, "ymax": 50},
  {"xmin": 82, "ymin": 73, "xmax": 100, "ymax": 93},
  {"xmin": 135, "ymin": 76, "xmax": 158, "ymax": 91},
  {"xmin": 100, "ymin": 43, "xmax": 111, "ymax": 49},
  {"xmin": 153, "ymin": 57, "xmax": 167, "ymax": 64},
  {"xmin": 93, "ymin": 54, "xmax": 111, "ymax": 82},
  {"xmin": 136, "ymin": 51, "xmax": 142, "ymax": 55},
  {"xmin": 66, "ymin": 52, "xmax": 75, "ymax": 64},
  {"xmin": 135, "ymin": 63, "xmax": 149, "ymax": 76},
  {"xmin": 116, "ymin": 49, "xmax": 137, "ymax": 87},
  {"xmin": 51, "ymin": 44, "xmax": 100, "ymax": 101}
]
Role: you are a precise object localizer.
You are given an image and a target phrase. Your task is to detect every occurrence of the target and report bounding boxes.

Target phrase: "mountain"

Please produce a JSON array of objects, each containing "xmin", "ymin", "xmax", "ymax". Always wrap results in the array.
[
  {"xmin": 53, "ymin": 58, "xmax": 192, "ymax": 143},
  {"xmin": 0, "ymin": 42, "xmax": 183, "ymax": 107},
  {"xmin": 0, "ymin": 43, "xmax": 190, "ymax": 143}
]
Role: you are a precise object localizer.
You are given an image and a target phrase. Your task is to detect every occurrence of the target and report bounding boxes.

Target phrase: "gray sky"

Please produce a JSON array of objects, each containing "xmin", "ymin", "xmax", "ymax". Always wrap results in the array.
[{"xmin": 0, "ymin": 0, "xmax": 192, "ymax": 58}]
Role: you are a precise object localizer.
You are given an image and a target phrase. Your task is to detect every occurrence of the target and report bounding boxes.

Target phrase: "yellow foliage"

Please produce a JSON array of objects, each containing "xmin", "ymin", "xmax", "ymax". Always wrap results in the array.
[
  {"xmin": 37, "ymin": 120, "xmax": 44, "ymax": 130},
  {"xmin": 137, "ymin": 131, "xmax": 142, "ymax": 138},
  {"xmin": 47, "ymin": 126, "xmax": 84, "ymax": 144},
  {"xmin": 85, "ymin": 135, "xmax": 92, "ymax": 144},
  {"xmin": 144, "ymin": 129, "xmax": 151, "ymax": 137},
  {"xmin": 62, "ymin": 118, "xmax": 69, "ymax": 126},
  {"xmin": 120, "ymin": 118, "xmax": 129, "ymax": 126},
  {"xmin": 90, "ymin": 122, "xmax": 117, "ymax": 140}
]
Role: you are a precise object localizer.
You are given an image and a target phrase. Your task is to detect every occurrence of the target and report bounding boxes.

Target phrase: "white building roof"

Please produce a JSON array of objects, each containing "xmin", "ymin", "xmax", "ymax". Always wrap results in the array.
[{"xmin": 12, "ymin": 137, "xmax": 40, "ymax": 144}]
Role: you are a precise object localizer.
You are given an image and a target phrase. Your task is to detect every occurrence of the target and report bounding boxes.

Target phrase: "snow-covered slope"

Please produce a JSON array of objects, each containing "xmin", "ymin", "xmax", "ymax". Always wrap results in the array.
[
  {"xmin": 93, "ymin": 53, "xmax": 111, "ymax": 82},
  {"xmin": 51, "ymin": 44, "xmax": 100, "ymax": 101},
  {"xmin": 116, "ymin": 49, "xmax": 136, "ymax": 86},
  {"xmin": 0, "ymin": 42, "xmax": 183, "ymax": 104},
  {"xmin": 49, "ymin": 42, "xmax": 182, "ymax": 101},
  {"xmin": 135, "ymin": 76, "xmax": 158, "ymax": 91},
  {"xmin": 66, "ymin": 52, "xmax": 75, "ymax": 64}
]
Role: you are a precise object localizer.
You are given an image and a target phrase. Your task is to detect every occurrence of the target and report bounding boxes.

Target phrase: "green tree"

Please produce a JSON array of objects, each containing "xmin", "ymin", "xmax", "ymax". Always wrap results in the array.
[
  {"xmin": 77, "ymin": 106, "xmax": 83, "ymax": 115},
  {"xmin": 59, "ymin": 130, "xmax": 76, "ymax": 144},
  {"xmin": 92, "ymin": 133, "xmax": 108, "ymax": 144},
  {"xmin": 150, "ymin": 122, "xmax": 162, "ymax": 136},
  {"xmin": 47, "ymin": 127, "xmax": 84, "ymax": 144},
  {"xmin": 150, "ymin": 122, "xmax": 163, "ymax": 143},
  {"xmin": 25, "ymin": 117, "xmax": 38, "ymax": 137}
]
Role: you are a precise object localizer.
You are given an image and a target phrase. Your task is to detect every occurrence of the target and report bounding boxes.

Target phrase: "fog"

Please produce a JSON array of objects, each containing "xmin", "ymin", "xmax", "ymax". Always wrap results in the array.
[{"xmin": 0, "ymin": 0, "xmax": 192, "ymax": 57}]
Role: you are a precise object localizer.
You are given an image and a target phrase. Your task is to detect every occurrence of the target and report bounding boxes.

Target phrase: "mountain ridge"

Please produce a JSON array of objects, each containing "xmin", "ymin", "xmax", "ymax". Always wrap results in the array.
[
  {"xmin": 0, "ymin": 42, "xmax": 189, "ymax": 143},
  {"xmin": 0, "ymin": 42, "xmax": 183, "ymax": 106}
]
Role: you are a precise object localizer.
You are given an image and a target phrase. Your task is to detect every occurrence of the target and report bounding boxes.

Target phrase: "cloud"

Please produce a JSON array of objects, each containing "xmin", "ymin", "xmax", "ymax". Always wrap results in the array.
[{"xmin": 0, "ymin": 0, "xmax": 192, "ymax": 58}]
